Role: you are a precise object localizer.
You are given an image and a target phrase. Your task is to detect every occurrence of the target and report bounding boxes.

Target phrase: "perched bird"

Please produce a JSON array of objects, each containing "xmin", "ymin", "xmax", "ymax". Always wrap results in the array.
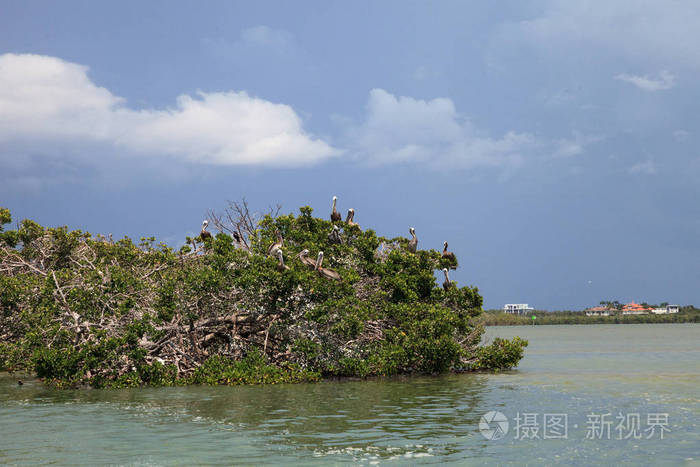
[
  {"xmin": 298, "ymin": 249, "xmax": 318, "ymax": 270},
  {"xmin": 315, "ymin": 251, "xmax": 341, "ymax": 281},
  {"xmin": 200, "ymin": 220, "xmax": 212, "ymax": 241},
  {"xmin": 232, "ymin": 230, "xmax": 242, "ymax": 244},
  {"xmin": 346, "ymin": 208, "xmax": 360, "ymax": 229},
  {"xmin": 276, "ymin": 249, "xmax": 290, "ymax": 271},
  {"xmin": 331, "ymin": 196, "xmax": 341, "ymax": 222},
  {"xmin": 407, "ymin": 227, "xmax": 417, "ymax": 253},
  {"xmin": 328, "ymin": 225, "xmax": 342, "ymax": 244},
  {"xmin": 442, "ymin": 241, "xmax": 457, "ymax": 268},
  {"xmin": 267, "ymin": 231, "xmax": 283, "ymax": 257},
  {"xmin": 442, "ymin": 268, "xmax": 453, "ymax": 291}
]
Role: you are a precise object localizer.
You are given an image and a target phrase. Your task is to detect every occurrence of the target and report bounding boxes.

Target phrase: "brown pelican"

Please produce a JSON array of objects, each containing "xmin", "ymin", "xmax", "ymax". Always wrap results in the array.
[
  {"xmin": 442, "ymin": 241, "xmax": 457, "ymax": 267},
  {"xmin": 267, "ymin": 231, "xmax": 283, "ymax": 257},
  {"xmin": 328, "ymin": 225, "xmax": 342, "ymax": 244},
  {"xmin": 200, "ymin": 220, "xmax": 212, "ymax": 241},
  {"xmin": 442, "ymin": 268, "xmax": 453, "ymax": 291},
  {"xmin": 346, "ymin": 208, "xmax": 360, "ymax": 229},
  {"xmin": 315, "ymin": 251, "xmax": 341, "ymax": 281},
  {"xmin": 407, "ymin": 227, "xmax": 417, "ymax": 253},
  {"xmin": 276, "ymin": 249, "xmax": 290, "ymax": 271},
  {"xmin": 331, "ymin": 196, "xmax": 341, "ymax": 222},
  {"xmin": 298, "ymin": 249, "xmax": 318, "ymax": 270}
]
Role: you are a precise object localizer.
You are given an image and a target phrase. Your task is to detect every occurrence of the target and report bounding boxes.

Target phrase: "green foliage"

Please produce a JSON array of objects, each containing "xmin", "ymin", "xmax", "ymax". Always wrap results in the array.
[
  {"xmin": 477, "ymin": 309, "xmax": 700, "ymax": 326},
  {"xmin": 472, "ymin": 337, "xmax": 529, "ymax": 370},
  {"xmin": 0, "ymin": 205, "xmax": 528, "ymax": 387},
  {"xmin": 0, "ymin": 207, "xmax": 17, "ymax": 246},
  {"xmin": 187, "ymin": 351, "xmax": 320, "ymax": 385},
  {"xmin": 0, "ymin": 208, "xmax": 10, "ymax": 228},
  {"xmin": 18, "ymin": 219, "xmax": 45, "ymax": 247}
]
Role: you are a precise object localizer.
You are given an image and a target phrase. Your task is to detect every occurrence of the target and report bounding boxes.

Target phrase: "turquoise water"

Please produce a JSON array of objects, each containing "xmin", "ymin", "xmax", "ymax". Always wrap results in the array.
[{"xmin": 1, "ymin": 324, "xmax": 698, "ymax": 465}]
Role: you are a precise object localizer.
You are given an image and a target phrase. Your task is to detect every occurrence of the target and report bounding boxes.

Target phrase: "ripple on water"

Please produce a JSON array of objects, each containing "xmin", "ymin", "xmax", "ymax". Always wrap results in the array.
[{"xmin": 2, "ymin": 324, "xmax": 699, "ymax": 465}]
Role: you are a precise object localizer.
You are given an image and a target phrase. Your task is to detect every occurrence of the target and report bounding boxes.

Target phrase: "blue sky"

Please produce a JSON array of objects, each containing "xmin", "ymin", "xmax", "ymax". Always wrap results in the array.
[{"xmin": 1, "ymin": 1, "xmax": 699, "ymax": 309}]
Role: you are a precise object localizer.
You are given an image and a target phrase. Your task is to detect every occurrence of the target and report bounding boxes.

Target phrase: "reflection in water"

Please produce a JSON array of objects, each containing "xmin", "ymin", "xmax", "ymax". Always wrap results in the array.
[
  {"xmin": 196, "ymin": 375, "xmax": 490, "ymax": 460},
  {"xmin": 0, "ymin": 373, "xmax": 492, "ymax": 464},
  {"xmin": 1, "ymin": 324, "xmax": 699, "ymax": 465}
]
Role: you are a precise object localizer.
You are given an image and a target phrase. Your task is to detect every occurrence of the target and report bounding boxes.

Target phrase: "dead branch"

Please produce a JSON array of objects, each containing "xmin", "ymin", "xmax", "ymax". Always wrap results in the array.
[{"xmin": 207, "ymin": 197, "xmax": 282, "ymax": 252}]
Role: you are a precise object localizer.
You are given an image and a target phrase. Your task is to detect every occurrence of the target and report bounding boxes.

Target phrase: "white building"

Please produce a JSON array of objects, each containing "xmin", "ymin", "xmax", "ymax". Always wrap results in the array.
[
  {"xmin": 651, "ymin": 305, "xmax": 680, "ymax": 315},
  {"xmin": 504, "ymin": 304, "xmax": 534, "ymax": 315},
  {"xmin": 586, "ymin": 310, "xmax": 610, "ymax": 317}
]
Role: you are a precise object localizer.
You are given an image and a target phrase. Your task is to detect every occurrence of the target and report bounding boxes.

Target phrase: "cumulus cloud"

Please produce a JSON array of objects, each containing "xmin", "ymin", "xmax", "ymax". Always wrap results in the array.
[
  {"xmin": 0, "ymin": 53, "xmax": 338, "ymax": 167},
  {"xmin": 615, "ymin": 71, "xmax": 676, "ymax": 92},
  {"xmin": 350, "ymin": 89, "xmax": 537, "ymax": 169}
]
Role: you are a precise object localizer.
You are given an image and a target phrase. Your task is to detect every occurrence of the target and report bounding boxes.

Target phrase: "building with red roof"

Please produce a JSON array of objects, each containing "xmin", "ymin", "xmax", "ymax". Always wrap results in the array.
[{"xmin": 621, "ymin": 302, "xmax": 651, "ymax": 315}]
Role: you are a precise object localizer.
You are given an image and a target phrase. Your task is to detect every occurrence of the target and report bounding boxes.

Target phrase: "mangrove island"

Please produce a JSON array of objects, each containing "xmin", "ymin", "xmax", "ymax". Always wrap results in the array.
[{"xmin": 0, "ymin": 201, "xmax": 527, "ymax": 388}]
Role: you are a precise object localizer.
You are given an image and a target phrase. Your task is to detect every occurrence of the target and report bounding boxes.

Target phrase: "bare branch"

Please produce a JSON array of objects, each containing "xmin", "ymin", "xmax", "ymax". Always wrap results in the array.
[{"xmin": 206, "ymin": 198, "xmax": 283, "ymax": 252}]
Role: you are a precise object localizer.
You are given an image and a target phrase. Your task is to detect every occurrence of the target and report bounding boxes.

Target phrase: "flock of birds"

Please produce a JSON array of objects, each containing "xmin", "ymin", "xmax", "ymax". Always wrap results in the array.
[{"xmin": 198, "ymin": 196, "xmax": 459, "ymax": 289}]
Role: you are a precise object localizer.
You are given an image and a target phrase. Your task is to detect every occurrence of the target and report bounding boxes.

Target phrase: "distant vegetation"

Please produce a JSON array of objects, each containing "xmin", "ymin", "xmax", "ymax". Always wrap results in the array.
[
  {"xmin": 0, "ymin": 203, "xmax": 526, "ymax": 388},
  {"xmin": 477, "ymin": 307, "xmax": 700, "ymax": 326}
]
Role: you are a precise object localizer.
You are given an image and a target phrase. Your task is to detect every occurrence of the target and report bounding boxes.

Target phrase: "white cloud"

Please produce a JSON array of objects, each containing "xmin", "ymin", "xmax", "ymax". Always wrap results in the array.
[
  {"xmin": 502, "ymin": 1, "xmax": 700, "ymax": 69},
  {"xmin": 629, "ymin": 158, "xmax": 656, "ymax": 175},
  {"xmin": 553, "ymin": 132, "xmax": 604, "ymax": 158},
  {"xmin": 350, "ymin": 89, "xmax": 537, "ymax": 169},
  {"xmin": 554, "ymin": 139, "xmax": 584, "ymax": 158},
  {"xmin": 0, "ymin": 53, "xmax": 338, "ymax": 167},
  {"xmin": 615, "ymin": 71, "xmax": 676, "ymax": 92}
]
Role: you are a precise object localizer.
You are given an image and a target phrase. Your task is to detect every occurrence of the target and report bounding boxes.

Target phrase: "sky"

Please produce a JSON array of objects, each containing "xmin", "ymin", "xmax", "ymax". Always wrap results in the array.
[{"xmin": 1, "ymin": 0, "xmax": 699, "ymax": 310}]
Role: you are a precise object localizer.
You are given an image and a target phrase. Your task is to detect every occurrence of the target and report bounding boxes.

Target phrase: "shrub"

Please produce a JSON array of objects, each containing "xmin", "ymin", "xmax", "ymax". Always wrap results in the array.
[
  {"xmin": 0, "ymin": 204, "xmax": 527, "ymax": 387},
  {"xmin": 472, "ymin": 337, "xmax": 529, "ymax": 371}
]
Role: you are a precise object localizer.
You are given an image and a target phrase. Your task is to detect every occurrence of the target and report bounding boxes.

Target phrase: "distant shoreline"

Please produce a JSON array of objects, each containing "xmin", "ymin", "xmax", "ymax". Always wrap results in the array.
[{"xmin": 477, "ymin": 308, "xmax": 700, "ymax": 326}]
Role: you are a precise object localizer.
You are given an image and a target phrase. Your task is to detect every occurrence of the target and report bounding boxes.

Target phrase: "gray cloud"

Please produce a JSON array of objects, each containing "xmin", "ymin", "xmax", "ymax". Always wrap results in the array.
[{"xmin": 349, "ymin": 89, "xmax": 538, "ymax": 170}]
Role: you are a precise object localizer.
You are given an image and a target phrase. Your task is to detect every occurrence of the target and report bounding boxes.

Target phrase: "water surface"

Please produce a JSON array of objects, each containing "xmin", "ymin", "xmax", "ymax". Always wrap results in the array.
[{"xmin": 1, "ymin": 324, "xmax": 698, "ymax": 465}]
